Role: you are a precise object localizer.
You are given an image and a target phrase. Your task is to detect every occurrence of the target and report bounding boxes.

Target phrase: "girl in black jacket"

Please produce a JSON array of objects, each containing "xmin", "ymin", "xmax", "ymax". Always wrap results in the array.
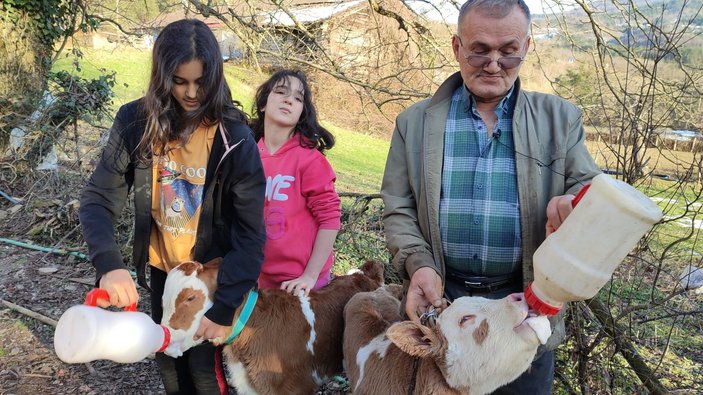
[{"xmin": 79, "ymin": 19, "xmax": 266, "ymax": 394}]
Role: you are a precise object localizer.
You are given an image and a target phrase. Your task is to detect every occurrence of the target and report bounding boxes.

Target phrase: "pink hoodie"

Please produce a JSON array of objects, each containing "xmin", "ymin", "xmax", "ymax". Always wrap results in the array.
[{"xmin": 257, "ymin": 137, "xmax": 341, "ymax": 289}]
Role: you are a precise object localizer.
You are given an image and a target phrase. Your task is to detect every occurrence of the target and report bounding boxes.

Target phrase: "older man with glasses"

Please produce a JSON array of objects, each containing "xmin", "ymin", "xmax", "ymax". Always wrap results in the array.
[{"xmin": 381, "ymin": 0, "xmax": 601, "ymax": 393}]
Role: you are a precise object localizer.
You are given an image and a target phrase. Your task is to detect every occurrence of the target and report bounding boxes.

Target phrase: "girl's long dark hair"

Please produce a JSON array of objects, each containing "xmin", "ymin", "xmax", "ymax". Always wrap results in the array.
[
  {"xmin": 138, "ymin": 19, "xmax": 246, "ymax": 159},
  {"xmin": 250, "ymin": 70, "xmax": 334, "ymax": 152}
]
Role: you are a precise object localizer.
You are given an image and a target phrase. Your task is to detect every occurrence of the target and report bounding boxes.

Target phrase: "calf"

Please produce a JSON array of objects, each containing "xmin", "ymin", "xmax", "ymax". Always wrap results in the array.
[
  {"xmin": 343, "ymin": 287, "xmax": 552, "ymax": 395},
  {"xmin": 161, "ymin": 259, "xmax": 384, "ymax": 395}
]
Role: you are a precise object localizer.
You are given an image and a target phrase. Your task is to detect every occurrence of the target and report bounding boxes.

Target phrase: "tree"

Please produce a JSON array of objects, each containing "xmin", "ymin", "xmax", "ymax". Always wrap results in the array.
[
  {"xmin": 540, "ymin": 0, "xmax": 703, "ymax": 393},
  {"xmin": 0, "ymin": 0, "xmax": 98, "ymax": 100}
]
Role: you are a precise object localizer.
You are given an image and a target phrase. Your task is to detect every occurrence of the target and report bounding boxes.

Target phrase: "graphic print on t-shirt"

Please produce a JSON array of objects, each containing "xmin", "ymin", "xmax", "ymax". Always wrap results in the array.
[
  {"xmin": 264, "ymin": 174, "xmax": 295, "ymax": 240},
  {"xmin": 158, "ymin": 164, "xmax": 204, "ymax": 238}
]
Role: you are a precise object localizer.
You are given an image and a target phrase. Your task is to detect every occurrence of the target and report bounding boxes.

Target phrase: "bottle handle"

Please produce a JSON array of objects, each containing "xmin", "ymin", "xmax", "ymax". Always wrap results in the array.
[
  {"xmin": 548, "ymin": 183, "xmax": 593, "ymax": 233},
  {"xmin": 571, "ymin": 183, "xmax": 592, "ymax": 208},
  {"xmin": 84, "ymin": 288, "xmax": 137, "ymax": 312}
]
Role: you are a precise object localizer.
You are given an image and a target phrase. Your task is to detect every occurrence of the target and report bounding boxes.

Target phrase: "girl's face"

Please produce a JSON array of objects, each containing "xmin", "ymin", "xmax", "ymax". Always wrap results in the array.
[
  {"xmin": 263, "ymin": 76, "xmax": 304, "ymax": 131},
  {"xmin": 171, "ymin": 59, "xmax": 204, "ymax": 112}
]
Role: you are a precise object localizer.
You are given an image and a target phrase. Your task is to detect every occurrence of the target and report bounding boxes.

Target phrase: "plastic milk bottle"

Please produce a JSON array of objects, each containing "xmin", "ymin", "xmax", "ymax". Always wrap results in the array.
[
  {"xmin": 525, "ymin": 174, "xmax": 663, "ymax": 315},
  {"xmin": 54, "ymin": 289, "xmax": 170, "ymax": 363}
]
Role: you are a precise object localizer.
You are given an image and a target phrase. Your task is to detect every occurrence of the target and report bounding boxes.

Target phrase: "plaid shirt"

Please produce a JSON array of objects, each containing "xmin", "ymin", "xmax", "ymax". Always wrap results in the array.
[{"xmin": 439, "ymin": 86, "xmax": 522, "ymax": 276}]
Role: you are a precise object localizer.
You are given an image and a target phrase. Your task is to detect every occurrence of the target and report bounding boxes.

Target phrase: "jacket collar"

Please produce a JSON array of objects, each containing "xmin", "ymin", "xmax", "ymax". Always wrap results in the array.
[{"xmin": 428, "ymin": 72, "xmax": 523, "ymax": 111}]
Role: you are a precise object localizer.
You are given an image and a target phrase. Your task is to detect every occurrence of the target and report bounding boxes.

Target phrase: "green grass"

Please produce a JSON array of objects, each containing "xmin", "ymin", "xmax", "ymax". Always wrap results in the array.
[
  {"xmin": 224, "ymin": 64, "xmax": 266, "ymax": 115},
  {"xmin": 53, "ymin": 47, "xmax": 151, "ymax": 108},
  {"xmin": 51, "ymin": 46, "xmax": 390, "ymax": 193},
  {"xmin": 324, "ymin": 123, "xmax": 389, "ymax": 194},
  {"xmin": 52, "ymin": 48, "xmax": 264, "ymax": 118}
]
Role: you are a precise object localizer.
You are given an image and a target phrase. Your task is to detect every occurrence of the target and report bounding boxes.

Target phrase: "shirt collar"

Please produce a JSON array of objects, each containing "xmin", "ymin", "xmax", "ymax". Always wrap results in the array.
[{"xmin": 462, "ymin": 84, "xmax": 517, "ymax": 118}]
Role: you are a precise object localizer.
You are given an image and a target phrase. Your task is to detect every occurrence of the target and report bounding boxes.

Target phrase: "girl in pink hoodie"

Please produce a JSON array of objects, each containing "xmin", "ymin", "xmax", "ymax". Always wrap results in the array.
[{"xmin": 250, "ymin": 70, "xmax": 341, "ymax": 295}]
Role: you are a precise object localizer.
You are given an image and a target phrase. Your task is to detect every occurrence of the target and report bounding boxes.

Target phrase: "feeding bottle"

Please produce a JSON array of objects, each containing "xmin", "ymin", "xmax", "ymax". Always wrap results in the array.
[
  {"xmin": 54, "ymin": 289, "xmax": 170, "ymax": 364},
  {"xmin": 525, "ymin": 174, "xmax": 663, "ymax": 315}
]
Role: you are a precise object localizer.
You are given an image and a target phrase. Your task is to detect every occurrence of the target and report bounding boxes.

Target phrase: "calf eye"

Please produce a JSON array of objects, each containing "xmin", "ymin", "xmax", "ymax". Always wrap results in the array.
[
  {"xmin": 460, "ymin": 314, "xmax": 476, "ymax": 327},
  {"xmin": 187, "ymin": 295, "xmax": 196, "ymax": 302}
]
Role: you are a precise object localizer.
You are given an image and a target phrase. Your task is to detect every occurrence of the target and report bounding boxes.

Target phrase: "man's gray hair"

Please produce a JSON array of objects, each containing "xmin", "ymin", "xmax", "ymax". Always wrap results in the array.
[{"xmin": 457, "ymin": 0, "xmax": 531, "ymax": 30}]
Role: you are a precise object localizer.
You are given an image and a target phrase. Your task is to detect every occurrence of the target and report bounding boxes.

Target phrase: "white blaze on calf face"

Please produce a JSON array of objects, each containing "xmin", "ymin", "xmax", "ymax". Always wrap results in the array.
[
  {"xmin": 161, "ymin": 263, "xmax": 213, "ymax": 357},
  {"xmin": 439, "ymin": 293, "xmax": 550, "ymax": 394}
]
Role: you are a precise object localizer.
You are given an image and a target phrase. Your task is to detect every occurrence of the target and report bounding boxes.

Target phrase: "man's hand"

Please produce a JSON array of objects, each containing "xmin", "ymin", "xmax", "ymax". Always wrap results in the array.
[
  {"xmin": 194, "ymin": 316, "xmax": 230, "ymax": 344},
  {"xmin": 405, "ymin": 267, "xmax": 445, "ymax": 322},
  {"xmin": 545, "ymin": 194, "xmax": 575, "ymax": 236},
  {"xmin": 98, "ymin": 269, "xmax": 139, "ymax": 308},
  {"xmin": 281, "ymin": 274, "xmax": 317, "ymax": 296}
]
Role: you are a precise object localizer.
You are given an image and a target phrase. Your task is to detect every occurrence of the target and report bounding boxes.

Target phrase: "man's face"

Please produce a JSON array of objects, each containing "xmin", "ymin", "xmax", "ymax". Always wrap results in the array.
[{"xmin": 452, "ymin": 5, "xmax": 531, "ymax": 105}]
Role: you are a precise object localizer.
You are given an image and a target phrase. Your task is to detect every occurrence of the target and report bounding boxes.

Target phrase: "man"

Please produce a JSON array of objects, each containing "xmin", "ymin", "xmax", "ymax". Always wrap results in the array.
[{"xmin": 380, "ymin": 0, "xmax": 601, "ymax": 393}]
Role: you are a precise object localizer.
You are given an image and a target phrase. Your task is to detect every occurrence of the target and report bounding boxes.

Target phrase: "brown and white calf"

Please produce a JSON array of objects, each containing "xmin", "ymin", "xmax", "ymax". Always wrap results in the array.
[
  {"xmin": 160, "ymin": 259, "xmax": 384, "ymax": 395},
  {"xmin": 343, "ymin": 287, "xmax": 552, "ymax": 395}
]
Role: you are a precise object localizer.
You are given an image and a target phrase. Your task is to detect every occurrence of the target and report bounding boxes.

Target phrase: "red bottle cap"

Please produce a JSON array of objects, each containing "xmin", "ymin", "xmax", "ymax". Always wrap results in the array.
[
  {"xmin": 525, "ymin": 282, "xmax": 562, "ymax": 316},
  {"xmin": 157, "ymin": 325, "xmax": 171, "ymax": 352}
]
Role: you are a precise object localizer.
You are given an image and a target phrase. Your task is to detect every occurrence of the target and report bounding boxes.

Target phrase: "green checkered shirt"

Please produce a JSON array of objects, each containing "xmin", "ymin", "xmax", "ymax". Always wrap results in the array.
[{"xmin": 439, "ymin": 86, "xmax": 522, "ymax": 276}]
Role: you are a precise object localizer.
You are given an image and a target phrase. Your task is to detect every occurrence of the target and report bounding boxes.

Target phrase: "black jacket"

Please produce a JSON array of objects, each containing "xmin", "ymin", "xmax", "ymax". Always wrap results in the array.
[{"xmin": 79, "ymin": 99, "xmax": 266, "ymax": 325}]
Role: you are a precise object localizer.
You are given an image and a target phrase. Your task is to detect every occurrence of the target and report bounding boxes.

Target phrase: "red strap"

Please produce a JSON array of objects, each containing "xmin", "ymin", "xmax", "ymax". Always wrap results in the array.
[
  {"xmin": 214, "ymin": 345, "xmax": 227, "ymax": 395},
  {"xmin": 84, "ymin": 288, "xmax": 137, "ymax": 312}
]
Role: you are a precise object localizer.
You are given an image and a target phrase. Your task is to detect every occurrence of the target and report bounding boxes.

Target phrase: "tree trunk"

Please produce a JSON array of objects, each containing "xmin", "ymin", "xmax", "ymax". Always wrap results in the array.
[
  {"xmin": 0, "ymin": 9, "xmax": 49, "ymax": 101},
  {"xmin": 586, "ymin": 297, "xmax": 669, "ymax": 394}
]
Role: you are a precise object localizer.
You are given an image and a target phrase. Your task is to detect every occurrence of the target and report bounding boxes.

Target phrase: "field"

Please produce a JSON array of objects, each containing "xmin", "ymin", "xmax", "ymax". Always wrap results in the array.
[{"xmin": 52, "ymin": 47, "xmax": 388, "ymax": 194}]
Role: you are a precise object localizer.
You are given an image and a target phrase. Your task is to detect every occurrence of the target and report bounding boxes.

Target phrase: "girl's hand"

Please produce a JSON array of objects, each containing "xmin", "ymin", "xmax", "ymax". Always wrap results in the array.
[
  {"xmin": 194, "ymin": 316, "xmax": 230, "ymax": 345},
  {"xmin": 98, "ymin": 269, "xmax": 139, "ymax": 308},
  {"xmin": 281, "ymin": 274, "xmax": 317, "ymax": 296}
]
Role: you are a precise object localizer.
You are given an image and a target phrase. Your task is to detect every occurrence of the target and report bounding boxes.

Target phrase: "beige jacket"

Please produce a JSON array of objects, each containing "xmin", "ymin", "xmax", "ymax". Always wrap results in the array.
[{"xmin": 381, "ymin": 72, "xmax": 601, "ymax": 351}]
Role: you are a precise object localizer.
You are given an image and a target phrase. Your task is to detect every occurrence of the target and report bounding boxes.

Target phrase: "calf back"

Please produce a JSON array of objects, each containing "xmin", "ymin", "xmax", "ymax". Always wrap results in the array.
[{"xmin": 224, "ymin": 260, "xmax": 384, "ymax": 394}]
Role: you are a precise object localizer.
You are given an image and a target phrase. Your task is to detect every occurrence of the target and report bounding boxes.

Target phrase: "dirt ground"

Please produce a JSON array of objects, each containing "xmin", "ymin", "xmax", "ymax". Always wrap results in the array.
[
  {"xmin": 0, "ymin": 243, "xmax": 166, "ymax": 394},
  {"xmin": 0, "ymin": 242, "xmax": 350, "ymax": 395}
]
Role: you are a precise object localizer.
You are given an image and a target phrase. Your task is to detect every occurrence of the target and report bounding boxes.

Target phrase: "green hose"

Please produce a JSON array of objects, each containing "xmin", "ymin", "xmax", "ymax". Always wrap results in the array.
[{"xmin": 0, "ymin": 237, "xmax": 88, "ymax": 260}]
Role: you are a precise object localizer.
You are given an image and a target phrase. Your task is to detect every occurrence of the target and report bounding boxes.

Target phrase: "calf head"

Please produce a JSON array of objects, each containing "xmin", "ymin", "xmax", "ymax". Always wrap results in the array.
[
  {"xmin": 387, "ymin": 293, "xmax": 551, "ymax": 395},
  {"xmin": 160, "ymin": 258, "xmax": 220, "ymax": 357}
]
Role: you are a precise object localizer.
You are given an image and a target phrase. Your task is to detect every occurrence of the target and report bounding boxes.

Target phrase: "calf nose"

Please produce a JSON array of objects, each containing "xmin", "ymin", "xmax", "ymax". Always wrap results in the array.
[{"xmin": 508, "ymin": 293, "xmax": 525, "ymax": 303}]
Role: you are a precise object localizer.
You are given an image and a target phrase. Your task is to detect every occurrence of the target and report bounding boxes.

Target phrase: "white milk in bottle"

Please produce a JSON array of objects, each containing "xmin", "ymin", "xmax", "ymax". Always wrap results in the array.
[
  {"xmin": 54, "ymin": 289, "xmax": 171, "ymax": 363},
  {"xmin": 525, "ymin": 174, "xmax": 663, "ymax": 315}
]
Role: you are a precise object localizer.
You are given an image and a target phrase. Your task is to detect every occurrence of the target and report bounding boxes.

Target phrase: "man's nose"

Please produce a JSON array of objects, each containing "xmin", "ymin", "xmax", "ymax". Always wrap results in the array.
[{"xmin": 483, "ymin": 58, "xmax": 502, "ymax": 72}]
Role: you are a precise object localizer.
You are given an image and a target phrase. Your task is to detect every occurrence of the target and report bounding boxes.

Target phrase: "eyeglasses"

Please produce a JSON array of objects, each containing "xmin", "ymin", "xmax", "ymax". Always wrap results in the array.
[
  {"xmin": 455, "ymin": 35, "xmax": 526, "ymax": 69},
  {"xmin": 464, "ymin": 54, "xmax": 524, "ymax": 69}
]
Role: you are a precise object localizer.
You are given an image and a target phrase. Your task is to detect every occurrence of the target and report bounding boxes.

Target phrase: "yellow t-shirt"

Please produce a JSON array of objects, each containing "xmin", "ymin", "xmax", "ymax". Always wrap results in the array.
[{"xmin": 148, "ymin": 124, "xmax": 217, "ymax": 272}]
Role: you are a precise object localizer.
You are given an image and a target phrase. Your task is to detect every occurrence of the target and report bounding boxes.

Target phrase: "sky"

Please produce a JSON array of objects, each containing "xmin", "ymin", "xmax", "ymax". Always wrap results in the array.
[
  {"xmin": 525, "ymin": 0, "xmax": 550, "ymax": 15},
  {"xmin": 415, "ymin": 0, "xmax": 571, "ymax": 22}
]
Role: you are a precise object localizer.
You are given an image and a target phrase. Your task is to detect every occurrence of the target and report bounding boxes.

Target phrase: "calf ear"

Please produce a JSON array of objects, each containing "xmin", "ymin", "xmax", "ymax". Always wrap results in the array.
[
  {"xmin": 200, "ymin": 258, "xmax": 222, "ymax": 295},
  {"xmin": 386, "ymin": 321, "xmax": 442, "ymax": 358},
  {"xmin": 178, "ymin": 261, "xmax": 203, "ymax": 276},
  {"xmin": 203, "ymin": 257, "xmax": 223, "ymax": 269}
]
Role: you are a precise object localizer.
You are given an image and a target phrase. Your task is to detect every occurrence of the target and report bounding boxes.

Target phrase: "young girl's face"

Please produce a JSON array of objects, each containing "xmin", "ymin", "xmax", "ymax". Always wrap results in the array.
[
  {"xmin": 171, "ymin": 59, "xmax": 204, "ymax": 112},
  {"xmin": 263, "ymin": 76, "xmax": 304, "ymax": 131}
]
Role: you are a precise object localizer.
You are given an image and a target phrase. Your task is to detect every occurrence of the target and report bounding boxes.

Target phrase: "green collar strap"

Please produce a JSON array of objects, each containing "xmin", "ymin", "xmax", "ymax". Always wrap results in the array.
[{"xmin": 225, "ymin": 288, "xmax": 258, "ymax": 345}]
